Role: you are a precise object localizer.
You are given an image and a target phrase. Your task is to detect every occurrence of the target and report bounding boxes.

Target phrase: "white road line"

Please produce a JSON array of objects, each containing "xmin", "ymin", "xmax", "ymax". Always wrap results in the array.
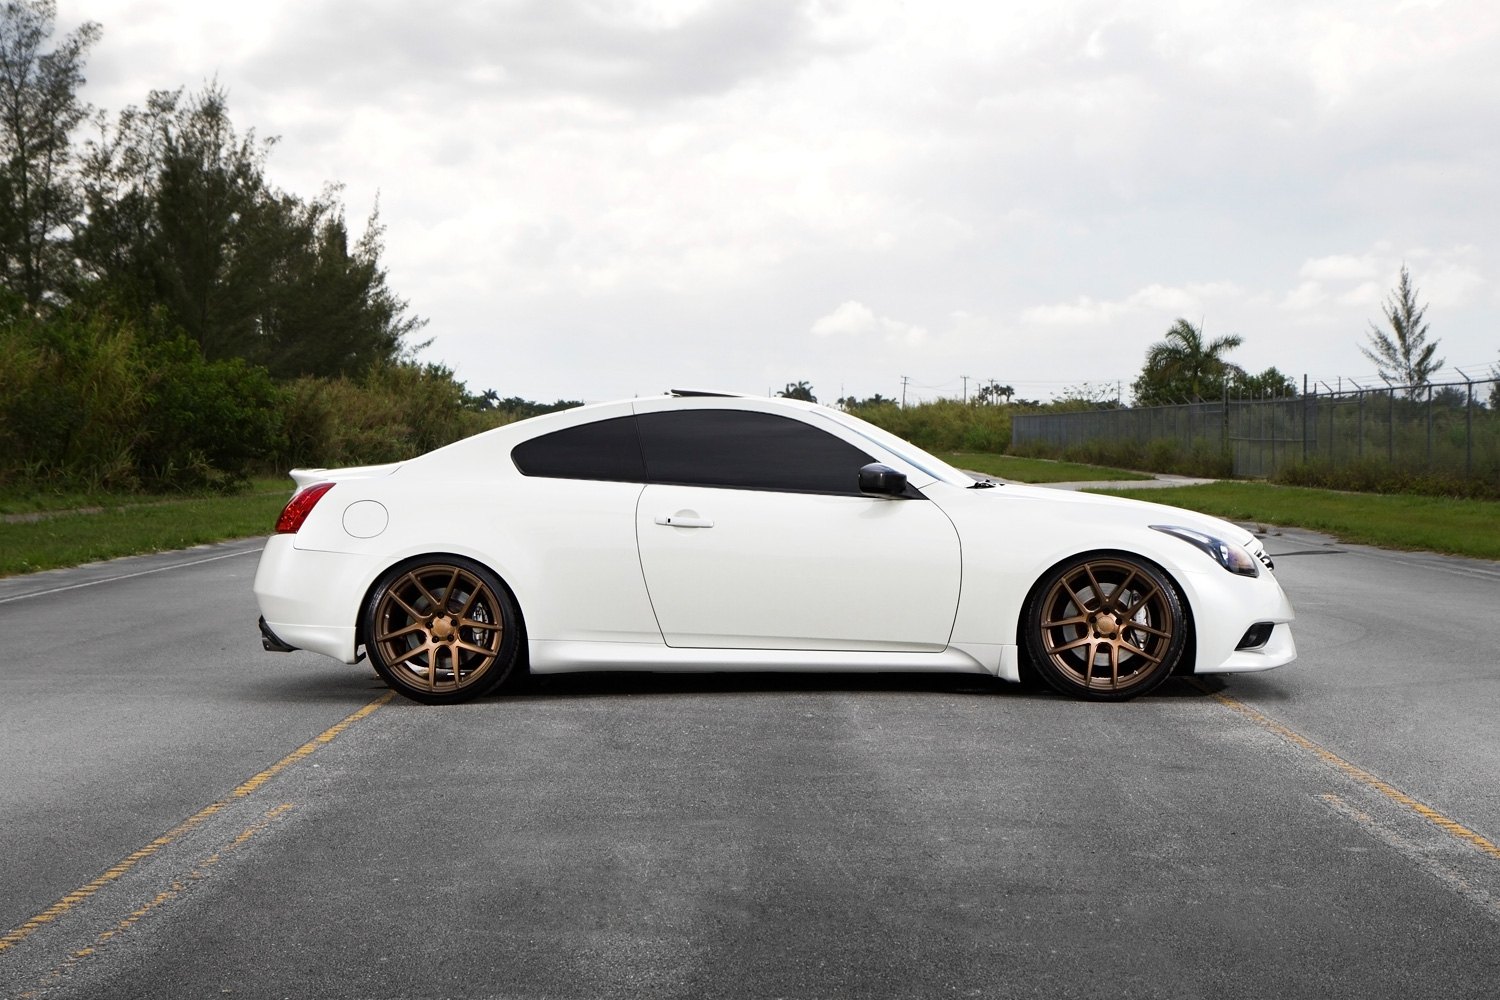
[{"xmin": 0, "ymin": 547, "xmax": 261, "ymax": 605}]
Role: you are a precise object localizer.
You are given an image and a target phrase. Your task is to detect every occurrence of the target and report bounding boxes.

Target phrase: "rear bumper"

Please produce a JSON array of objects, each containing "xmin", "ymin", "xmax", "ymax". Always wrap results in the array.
[
  {"xmin": 258, "ymin": 616, "xmax": 299, "ymax": 652},
  {"xmin": 253, "ymin": 536, "xmax": 367, "ymax": 663}
]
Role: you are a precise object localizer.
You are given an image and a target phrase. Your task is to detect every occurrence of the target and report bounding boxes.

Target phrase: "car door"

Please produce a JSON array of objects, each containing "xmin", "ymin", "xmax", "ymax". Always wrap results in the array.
[{"xmin": 632, "ymin": 406, "xmax": 962, "ymax": 652}]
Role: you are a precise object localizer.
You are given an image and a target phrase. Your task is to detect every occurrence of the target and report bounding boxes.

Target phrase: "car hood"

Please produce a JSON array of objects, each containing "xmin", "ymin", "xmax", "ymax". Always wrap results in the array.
[{"xmin": 986, "ymin": 482, "xmax": 1259, "ymax": 547}]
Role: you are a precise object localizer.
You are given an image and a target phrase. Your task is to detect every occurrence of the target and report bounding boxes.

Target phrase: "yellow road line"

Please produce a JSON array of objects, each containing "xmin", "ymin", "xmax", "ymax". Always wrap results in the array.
[
  {"xmin": 0, "ymin": 692, "xmax": 394, "ymax": 954},
  {"xmin": 21, "ymin": 804, "xmax": 300, "ymax": 999},
  {"xmin": 1194, "ymin": 680, "xmax": 1500, "ymax": 861}
]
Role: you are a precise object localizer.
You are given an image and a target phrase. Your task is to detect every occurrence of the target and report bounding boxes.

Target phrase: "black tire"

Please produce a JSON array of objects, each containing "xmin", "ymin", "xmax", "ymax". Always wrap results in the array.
[
  {"xmin": 362, "ymin": 556, "xmax": 520, "ymax": 704},
  {"xmin": 1023, "ymin": 554, "xmax": 1187, "ymax": 701}
]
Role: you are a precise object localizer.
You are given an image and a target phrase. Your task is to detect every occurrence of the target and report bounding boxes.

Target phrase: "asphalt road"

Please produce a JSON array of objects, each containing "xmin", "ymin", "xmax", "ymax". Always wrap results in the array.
[{"xmin": 2, "ymin": 530, "xmax": 1498, "ymax": 999}]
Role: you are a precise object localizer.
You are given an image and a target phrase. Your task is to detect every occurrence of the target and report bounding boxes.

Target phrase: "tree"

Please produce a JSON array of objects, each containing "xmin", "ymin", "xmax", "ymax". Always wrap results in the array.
[
  {"xmin": 0, "ymin": 0, "xmax": 100, "ymax": 306},
  {"xmin": 974, "ymin": 380, "xmax": 1014, "ymax": 405},
  {"xmin": 838, "ymin": 392, "xmax": 894, "ymax": 409},
  {"xmin": 1131, "ymin": 318, "xmax": 1244, "ymax": 405},
  {"xmin": 778, "ymin": 380, "xmax": 816, "ymax": 402},
  {"xmin": 1361, "ymin": 264, "xmax": 1442, "ymax": 389},
  {"xmin": 1229, "ymin": 366, "xmax": 1297, "ymax": 398},
  {"xmin": 76, "ymin": 85, "xmax": 422, "ymax": 376},
  {"xmin": 1054, "ymin": 381, "xmax": 1120, "ymax": 408}
]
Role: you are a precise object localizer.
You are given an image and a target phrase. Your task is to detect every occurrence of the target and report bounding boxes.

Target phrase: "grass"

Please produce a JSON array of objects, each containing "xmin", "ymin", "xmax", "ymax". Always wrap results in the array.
[
  {"xmin": 948, "ymin": 452, "xmax": 1152, "ymax": 483},
  {"xmin": 0, "ymin": 478, "xmax": 290, "ymax": 576},
  {"xmin": 1090, "ymin": 482, "xmax": 1500, "ymax": 561}
]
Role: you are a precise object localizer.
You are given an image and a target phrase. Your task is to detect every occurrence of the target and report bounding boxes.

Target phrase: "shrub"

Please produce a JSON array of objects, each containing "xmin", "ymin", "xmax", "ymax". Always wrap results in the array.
[
  {"xmin": 1274, "ymin": 459, "xmax": 1500, "ymax": 501},
  {"xmin": 273, "ymin": 363, "xmax": 520, "ymax": 471},
  {"xmin": 848, "ymin": 400, "xmax": 1012, "ymax": 454},
  {"xmin": 136, "ymin": 337, "xmax": 285, "ymax": 491}
]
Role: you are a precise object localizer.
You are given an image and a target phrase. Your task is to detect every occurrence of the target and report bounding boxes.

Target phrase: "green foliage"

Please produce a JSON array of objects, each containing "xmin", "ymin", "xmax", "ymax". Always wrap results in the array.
[
  {"xmin": 0, "ymin": 305, "xmax": 289, "ymax": 491},
  {"xmin": 0, "ymin": 485, "xmax": 288, "ymax": 576},
  {"xmin": 1361, "ymin": 265, "xmax": 1442, "ymax": 388},
  {"xmin": 848, "ymin": 399, "xmax": 1012, "ymax": 453},
  {"xmin": 946, "ymin": 452, "xmax": 1150, "ymax": 483},
  {"xmin": 1274, "ymin": 459, "xmax": 1499, "ymax": 501},
  {"xmin": 973, "ymin": 380, "xmax": 1013, "ymax": 405},
  {"xmin": 1230, "ymin": 366, "xmax": 1297, "ymax": 397},
  {"xmin": 778, "ymin": 380, "xmax": 816, "ymax": 402},
  {"xmin": 468, "ymin": 392, "xmax": 584, "ymax": 420},
  {"xmin": 76, "ymin": 85, "xmax": 424, "ymax": 376},
  {"xmin": 1008, "ymin": 436, "xmax": 1232, "ymax": 479},
  {"xmin": 0, "ymin": 306, "xmax": 144, "ymax": 490},
  {"xmin": 135, "ymin": 336, "xmax": 284, "ymax": 490},
  {"xmin": 1054, "ymin": 381, "xmax": 1122, "ymax": 408},
  {"xmin": 275, "ymin": 363, "xmax": 521, "ymax": 470},
  {"xmin": 1132, "ymin": 319, "xmax": 1244, "ymax": 405}
]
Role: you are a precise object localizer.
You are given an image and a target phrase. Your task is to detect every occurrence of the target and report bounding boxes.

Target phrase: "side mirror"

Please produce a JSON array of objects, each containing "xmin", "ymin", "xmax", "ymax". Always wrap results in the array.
[{"xmin": 858, "ymin": 462, "xmax": 908, "ymax": 498}]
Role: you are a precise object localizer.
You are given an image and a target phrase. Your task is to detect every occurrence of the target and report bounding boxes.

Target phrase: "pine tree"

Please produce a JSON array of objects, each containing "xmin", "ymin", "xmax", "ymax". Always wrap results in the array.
[{"xmin": 1361, "ymin": 265, "xmax": 1443, "ymax": 388}]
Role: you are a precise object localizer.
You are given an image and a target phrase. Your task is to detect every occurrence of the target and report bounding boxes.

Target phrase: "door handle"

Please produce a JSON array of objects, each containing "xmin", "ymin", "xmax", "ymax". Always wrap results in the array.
[{"xmin": 655, "ymin": 514, "xmax": 714, "ymax": 528}]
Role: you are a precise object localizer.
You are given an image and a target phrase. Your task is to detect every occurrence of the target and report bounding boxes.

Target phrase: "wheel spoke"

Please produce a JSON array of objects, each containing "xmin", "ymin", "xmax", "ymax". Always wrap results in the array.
[
  {"xmin": 1107, "ymin": 568, "xmax": 1140, "ymax": 612},
  {"xmin": 439, "ymin": 567, "xmax": 462, "ymax": 609},
  {"xmin": 1061, "ymin": 579, "xmax": 1092, "ymax": 612},
  {"xmin": 1047, "ymin": 635, "xmax": 1093, "ymax": 655},
  {"xmin": 1119, "ymin": 584, "xmax": 1161, "ymax": 620},
  {"xmin": 455, "ymin": 583, "xmax": 483, "ymax": 620},
  {"xmin": 389, "ymin": 588, "xmax": 426, "ymax": 622},
  {"xmin": 1108, "ymin": 642, "xmax": 1120, "ymax": 689},
  {"xmin": 1082, "ymin": 565, "xmax": 1105, "ymax": 606},
  {"xmin": 1119, "ymin": 639, "xmax": 1164, "ymax": 664},
  {"xmin": 1042, "ymin": 612, "xmax": 1089, "ymax": 629},
  {"xmin": 389, "ymin": 639, "xmax": 433, "ymax": 670},
  {"xmin": 455, "ymin": 638, "xmax": 495, "ymax": 658},
  {"xmin": 377, "ymin": 621, "xmax": 425, "ymax": 644},
  {"xmin": 409, "ymin": 572, "xmax": 441, "ymax": 611}
]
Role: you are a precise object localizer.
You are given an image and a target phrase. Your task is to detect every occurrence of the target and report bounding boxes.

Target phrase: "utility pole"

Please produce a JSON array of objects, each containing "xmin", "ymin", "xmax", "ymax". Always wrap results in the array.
[
  {"xmin": 900, "ymin": 376, "xmax": 910, "ymax": 408},
  {"xmin": 961, "ymin": 375, "xmax": 969, "ymax": 403}
]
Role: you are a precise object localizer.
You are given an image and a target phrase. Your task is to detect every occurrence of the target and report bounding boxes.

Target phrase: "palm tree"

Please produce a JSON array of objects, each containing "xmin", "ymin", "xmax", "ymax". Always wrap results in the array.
[
  {"xmin": 1133, "ymin": 319, "xmax": 1244, "ymax": 405},
  {"xmin": 777, "ymin": 380, "xmax": 816, "ymax": 403}
]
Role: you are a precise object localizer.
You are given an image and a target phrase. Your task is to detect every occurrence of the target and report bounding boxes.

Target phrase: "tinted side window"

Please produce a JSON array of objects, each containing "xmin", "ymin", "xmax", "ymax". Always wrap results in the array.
[
  {"xmin": 511, "ymin": 416, "xmax": 646, "ymax": 482},
  {"xmin": 636, "ymin": 410, "xmax": 874, "ymax": 495}
]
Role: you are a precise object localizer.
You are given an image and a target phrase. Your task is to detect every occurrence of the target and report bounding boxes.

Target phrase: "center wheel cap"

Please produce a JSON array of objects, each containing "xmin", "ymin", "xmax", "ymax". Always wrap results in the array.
[
  {"xmin": 1094, "ymin": 613, "xmax": 1120, "ymax": 637},
  {"xmin": 430, "ymin": 615, "xmax": 457, "ymax": 641}
]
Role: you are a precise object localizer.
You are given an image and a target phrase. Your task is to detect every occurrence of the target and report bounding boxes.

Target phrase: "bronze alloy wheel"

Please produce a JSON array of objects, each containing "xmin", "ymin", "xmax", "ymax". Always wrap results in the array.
[
  {"xmin": 1025, "ymin": 555, "xmax": 1186, "ymax": 700},
  {"xmin": 364, "ymin": 557, "xmax": 518, "ymax": 704}
]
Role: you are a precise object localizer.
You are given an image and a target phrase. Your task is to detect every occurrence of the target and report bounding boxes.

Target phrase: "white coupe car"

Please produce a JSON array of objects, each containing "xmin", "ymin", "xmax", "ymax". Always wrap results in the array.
[{"xmin": 254, "ymin": 391, "xmax": 1294, "ymax": 704}]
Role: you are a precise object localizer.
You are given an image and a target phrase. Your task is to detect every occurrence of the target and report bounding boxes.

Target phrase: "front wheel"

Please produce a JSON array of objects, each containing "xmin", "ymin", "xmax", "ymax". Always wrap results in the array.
[
  {"xmin": 362, "ymin": 556, "xmax": 520, "ymax": 704},
  {"xmin": 1023, "ymin": 555, "xmax": 1186, "ymax": 701}
]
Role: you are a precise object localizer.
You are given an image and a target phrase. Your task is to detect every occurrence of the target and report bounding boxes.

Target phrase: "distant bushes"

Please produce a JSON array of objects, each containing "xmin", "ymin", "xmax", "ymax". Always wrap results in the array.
[
  {"xmin": 849, "ymin": 399, "xmax": 1012, "ymax": 453},
  {"xmin": 1007, "ymin": 436, "xmax": 1233, "ymax": 479},
  {"xmin": 1273, "ymin": 459, "xmax": 1500, "ymax": 501},
  {"xmin": 274, "ymin": 365, "xmax": 517, "ymax": 471},
  {"xmin": 0, "ymin": 305, "xmax": 517, "ymax": 495}
]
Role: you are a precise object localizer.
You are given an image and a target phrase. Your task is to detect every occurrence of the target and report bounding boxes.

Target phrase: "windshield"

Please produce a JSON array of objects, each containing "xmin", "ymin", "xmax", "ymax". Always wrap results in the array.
[{"xmin": 815, "ymin": 408, "xmax": 980, "ymax": 488}]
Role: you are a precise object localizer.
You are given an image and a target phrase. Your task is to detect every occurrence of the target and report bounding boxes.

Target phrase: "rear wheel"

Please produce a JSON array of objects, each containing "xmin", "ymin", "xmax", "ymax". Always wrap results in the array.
[
  {"xmin": 363, "ymin": 557, "xmax": 519, "ymax": 704},
  {"xmin": 1024, "ymin": 555, "xmax": 1186, "ymax": 701}
]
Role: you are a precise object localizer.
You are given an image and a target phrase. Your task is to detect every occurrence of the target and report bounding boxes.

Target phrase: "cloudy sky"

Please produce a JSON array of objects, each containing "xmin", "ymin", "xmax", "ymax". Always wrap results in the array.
[{"xmin": 58, "ymin": 0, "xmax": 1500, "ymax": 403}]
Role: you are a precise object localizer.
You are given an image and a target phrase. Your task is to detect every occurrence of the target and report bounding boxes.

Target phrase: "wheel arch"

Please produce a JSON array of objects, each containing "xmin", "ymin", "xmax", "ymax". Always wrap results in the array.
[
  {"xmin": 355, "ymin": 551, "xmax": 530, "ymax": 667},
  {"xmin": 1013, "ymin": 546, "xmax": 1198, "ymax": 669}
]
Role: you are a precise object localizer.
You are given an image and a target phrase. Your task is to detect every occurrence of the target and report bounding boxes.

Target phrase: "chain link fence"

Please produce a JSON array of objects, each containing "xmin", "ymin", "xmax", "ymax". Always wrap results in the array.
[{"xmin": 1012, "ymin": 377, "xmax": 1500, "ymax": 482}]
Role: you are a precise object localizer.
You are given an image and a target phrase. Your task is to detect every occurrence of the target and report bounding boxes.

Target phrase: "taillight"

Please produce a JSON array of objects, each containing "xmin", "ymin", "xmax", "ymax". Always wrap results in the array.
[{"xmin": 275, "ymin": 483, "xmax": 335, "ymax": 534}]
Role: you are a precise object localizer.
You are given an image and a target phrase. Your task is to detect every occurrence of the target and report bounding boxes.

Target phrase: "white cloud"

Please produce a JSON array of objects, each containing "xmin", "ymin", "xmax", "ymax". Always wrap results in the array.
[
  {"xmin": 1299, "ymin": 254, "xmax": 1380, "ymax": 283},
  {"xmin": 1022, "ymin": 282, "xmax": 1245, "ymax": 327},
  {"xmin": 811, "ymin": 301, "xmax": 927, "ymax": 347}
]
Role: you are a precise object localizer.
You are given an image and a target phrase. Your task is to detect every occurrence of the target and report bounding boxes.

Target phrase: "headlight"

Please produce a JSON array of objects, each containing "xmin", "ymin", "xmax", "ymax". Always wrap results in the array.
[{"xmin": 1151, "ymin": 525, "xmax": 1260, "ymax": 577}]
